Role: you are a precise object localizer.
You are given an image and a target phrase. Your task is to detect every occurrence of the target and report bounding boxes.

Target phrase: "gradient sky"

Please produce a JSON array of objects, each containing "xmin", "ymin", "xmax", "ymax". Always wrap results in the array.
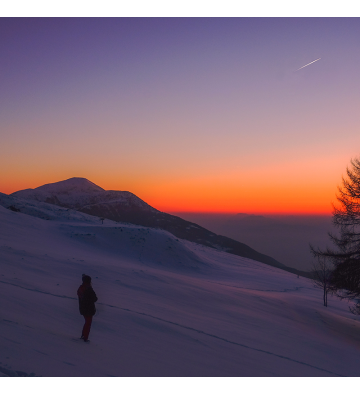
[{"xmin": 1, "ymin": 18, "xmax": 360, "ymax": 213}]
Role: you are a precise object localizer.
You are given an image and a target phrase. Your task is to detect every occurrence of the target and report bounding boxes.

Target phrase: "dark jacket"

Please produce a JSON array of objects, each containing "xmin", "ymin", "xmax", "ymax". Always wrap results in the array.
[{"xmin": 77, "ymin": 284, "xmax": 98, "ymax": 316}]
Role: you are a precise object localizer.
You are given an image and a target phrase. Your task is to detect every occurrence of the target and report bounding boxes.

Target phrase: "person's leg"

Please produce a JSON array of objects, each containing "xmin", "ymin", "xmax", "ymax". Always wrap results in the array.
[{"xmin": 82, "ymin": 315, "xmax": 93, "ymax": 340}]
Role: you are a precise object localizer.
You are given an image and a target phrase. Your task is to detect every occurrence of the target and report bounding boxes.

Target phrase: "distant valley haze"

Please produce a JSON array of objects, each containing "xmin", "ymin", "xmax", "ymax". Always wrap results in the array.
[{"xmin": 171, "ymin": 212, "xmax": 335, "ymax": 272}]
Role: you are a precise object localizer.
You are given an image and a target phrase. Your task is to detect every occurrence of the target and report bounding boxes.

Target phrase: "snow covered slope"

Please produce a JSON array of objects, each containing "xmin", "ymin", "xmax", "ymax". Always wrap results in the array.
[
  {"xmin": 0, "ymin": 192, "xmax": 105, "ymax": 222},
  {"xmin": 1, "ymin": 205, "xmax": 360, "ymax": 376},
  {"xmin": 8, "ymin": 178, "xmax": 298, "ymax": 274}
]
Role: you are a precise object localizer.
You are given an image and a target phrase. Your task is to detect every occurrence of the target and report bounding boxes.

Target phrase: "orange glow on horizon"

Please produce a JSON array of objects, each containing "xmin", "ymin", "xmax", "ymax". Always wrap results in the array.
[
  {"xmin": 0, "ymin": 151, "xmax": 344, "ymax": 216},
  {"xmin": 0, "ymin": 174, "xmax": 335, "ymax": 216},
  {"xmin": 146, "ymin": 198, "xmax": 333, "ymax": 216},
  {"xmin": 2, "ymin": 19, "xmax": 360, "ymax": 219}
]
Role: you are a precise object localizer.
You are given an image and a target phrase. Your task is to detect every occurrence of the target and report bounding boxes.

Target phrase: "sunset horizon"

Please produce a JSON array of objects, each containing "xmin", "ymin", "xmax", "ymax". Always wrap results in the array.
[
  {"xmin": 2, "ymin": 18, "xmax": 359, "ymax": 217},
  {"xmin": 3, "ymin": 11, "xmax": 360, "ymax": 383},
  {"xmin": 2, "ymin": 174, "xmax": 336, "ymax": 215}
]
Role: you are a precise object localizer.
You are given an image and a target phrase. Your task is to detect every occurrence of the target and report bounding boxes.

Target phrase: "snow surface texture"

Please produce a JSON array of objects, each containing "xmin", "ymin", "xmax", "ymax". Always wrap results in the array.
[{"xmin": 1, "ymin": 202, "xmax": 360, "ymax": 377}]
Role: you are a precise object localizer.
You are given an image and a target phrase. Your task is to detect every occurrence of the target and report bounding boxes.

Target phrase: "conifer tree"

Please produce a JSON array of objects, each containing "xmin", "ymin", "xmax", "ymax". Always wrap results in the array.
[{"xmin": 311, "ymin": 157, "xmax": 360, "ymax": 313}]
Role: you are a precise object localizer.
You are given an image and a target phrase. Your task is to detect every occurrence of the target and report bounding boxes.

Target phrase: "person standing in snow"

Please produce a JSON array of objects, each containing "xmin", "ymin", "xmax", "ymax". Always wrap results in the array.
[{"xmin": 77, "ymin": 274, "xmax": 98, "ymax": 342}]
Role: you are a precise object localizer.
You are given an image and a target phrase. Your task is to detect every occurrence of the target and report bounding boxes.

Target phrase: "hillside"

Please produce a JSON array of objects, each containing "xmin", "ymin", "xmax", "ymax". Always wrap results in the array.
[
  {"xmin": 9, "ymin": 178, "xmax": 308, "ymax": 276},
  {"xmin": 1, "ymin": 204, "xmax": 360, "ymax": 376}
]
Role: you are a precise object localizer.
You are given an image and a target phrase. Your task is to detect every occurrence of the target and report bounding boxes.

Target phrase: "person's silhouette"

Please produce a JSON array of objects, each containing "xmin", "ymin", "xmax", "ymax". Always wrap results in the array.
[{"xmin": 77, "ymin": 274, "xmax": 98, "ymax": 342}]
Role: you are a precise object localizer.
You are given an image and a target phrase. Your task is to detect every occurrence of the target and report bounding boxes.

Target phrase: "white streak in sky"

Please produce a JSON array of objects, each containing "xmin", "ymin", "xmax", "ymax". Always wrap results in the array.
[{"xmin": 296, "ymin": 58, "xmax": 321, "ymax": 71}]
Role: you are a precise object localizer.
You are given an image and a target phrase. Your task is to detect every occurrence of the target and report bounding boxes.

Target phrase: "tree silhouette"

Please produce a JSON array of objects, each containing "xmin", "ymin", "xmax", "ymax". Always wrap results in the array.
[
  {"xmin": 311, "ymin": 255, "xmax": 333, "ymax": 307},
  {"xmin": 311, "ymin": 157, "xmax": 360, "ymax": 313}
]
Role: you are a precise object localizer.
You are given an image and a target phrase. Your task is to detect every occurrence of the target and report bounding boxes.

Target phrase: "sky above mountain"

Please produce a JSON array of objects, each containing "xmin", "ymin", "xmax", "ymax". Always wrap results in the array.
[{"xmin": 1, "ymin": 18, "xmax": 360, "ymax": 213}]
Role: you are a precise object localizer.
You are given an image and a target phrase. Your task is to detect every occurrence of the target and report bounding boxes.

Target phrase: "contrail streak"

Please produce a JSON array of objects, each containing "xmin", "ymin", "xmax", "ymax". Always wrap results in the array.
[{"xmin": 296, "ymin": 58, "xmax": 321, "ymax": 71}]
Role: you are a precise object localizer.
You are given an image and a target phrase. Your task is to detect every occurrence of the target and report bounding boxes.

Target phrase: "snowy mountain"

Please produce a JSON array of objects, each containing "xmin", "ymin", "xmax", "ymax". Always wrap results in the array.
[
  {"xmin": 1, "ymin": 202, "xmax": 360, "ymax": 376},
  {"xmin": 9, "ymin": 178, "xmax": 308, "ymax": 276},
  {"xmin": 11, "ymin": 177, "xmax": 156, "ymax": 213}
]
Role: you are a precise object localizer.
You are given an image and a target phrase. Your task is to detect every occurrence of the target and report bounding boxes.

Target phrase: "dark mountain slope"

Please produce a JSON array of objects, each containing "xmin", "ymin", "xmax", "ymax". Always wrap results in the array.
[{"xmin": 10, "ymin": 178, "xmax": 310, "ymax": 277}]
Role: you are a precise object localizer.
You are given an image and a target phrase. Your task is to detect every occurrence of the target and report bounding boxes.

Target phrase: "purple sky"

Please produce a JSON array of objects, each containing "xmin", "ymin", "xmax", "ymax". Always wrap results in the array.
[{"xmin": 1, "ymin": 18, "xmax": 360, "ymax": 212}]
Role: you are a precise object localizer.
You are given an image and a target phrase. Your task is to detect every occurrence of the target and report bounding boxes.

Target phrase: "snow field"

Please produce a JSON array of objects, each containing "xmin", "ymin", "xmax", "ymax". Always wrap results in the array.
[{"xmin": 1, "ymin": 205, "xmax": 360, "ymax": 376}]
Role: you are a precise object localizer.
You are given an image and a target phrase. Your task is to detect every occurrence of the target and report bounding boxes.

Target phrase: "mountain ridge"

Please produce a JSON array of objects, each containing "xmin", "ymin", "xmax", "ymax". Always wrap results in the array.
[{"xmin": 7, "ymin": 177, "xmax": 310, "ymax": 277}]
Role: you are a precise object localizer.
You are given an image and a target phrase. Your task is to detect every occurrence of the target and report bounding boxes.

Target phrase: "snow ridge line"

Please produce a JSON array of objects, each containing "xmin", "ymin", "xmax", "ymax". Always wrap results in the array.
[
  {"xmin": 206, "ymin": 280, "xmax": 311, "ymax": 293},
  {"xmin": 0, "ymin": 280, "xmax": 76, "ymax": 300},
  {"xmin": 0, "ymin": 280, "xmax": 343, "ymax": 376}
]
